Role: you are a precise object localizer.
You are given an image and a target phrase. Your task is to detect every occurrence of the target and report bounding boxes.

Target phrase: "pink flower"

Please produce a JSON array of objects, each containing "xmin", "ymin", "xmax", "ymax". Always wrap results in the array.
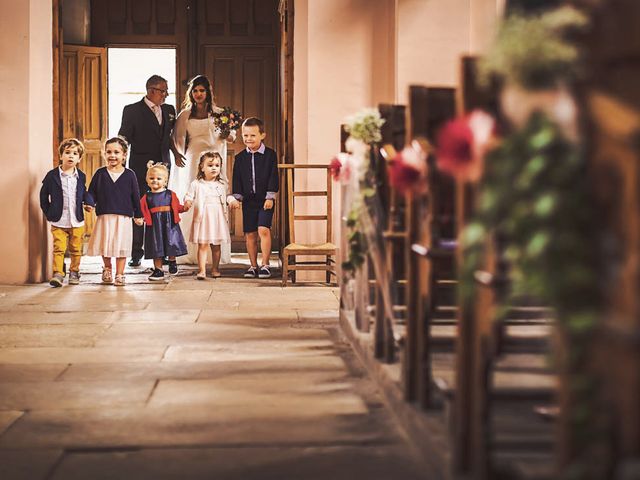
[
  {"xmin": 436, "ymin": 110, "xmax": 495, "ymax": 182},
  {"xmin": 329, "ymin": 153, "xmax": 351, "ymax": 183},
  {"xmin": 388, "ymin": 141, "xmax": 429, "ymax": 195},
  {"xmin": 329, "ymin": 156, "xmax": 342, "ymax": 181}
]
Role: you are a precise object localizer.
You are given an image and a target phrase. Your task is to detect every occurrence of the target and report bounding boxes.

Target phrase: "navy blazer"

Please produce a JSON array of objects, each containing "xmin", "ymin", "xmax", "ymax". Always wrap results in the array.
[
  {"xmin": 39, "ymin": 167, "xmax": 94, "ymax": 223},
  {"xmin": 232, "ymin": 146, "xmax": 279, "ymax": 201},
  {"xmin": 118, "ymin": 98, "xmax": 176, "ymax": 167}
]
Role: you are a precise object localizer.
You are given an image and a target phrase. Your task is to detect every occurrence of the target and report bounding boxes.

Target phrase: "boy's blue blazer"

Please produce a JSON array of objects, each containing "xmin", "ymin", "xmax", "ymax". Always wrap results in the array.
[
  {"xmin": 232, "ymin": 146, "xmax": 279, "ymax": 200},
  {"xmin": 39, "ymin": 167, "xmax": 94, "ymax": 223}
]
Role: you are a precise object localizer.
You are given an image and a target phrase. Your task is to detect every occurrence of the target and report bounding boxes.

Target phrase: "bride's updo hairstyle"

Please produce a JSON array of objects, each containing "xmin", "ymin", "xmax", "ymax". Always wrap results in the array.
[{"xmin": 183, "ymin": 74, "xmax": 215, "ymax": 116}]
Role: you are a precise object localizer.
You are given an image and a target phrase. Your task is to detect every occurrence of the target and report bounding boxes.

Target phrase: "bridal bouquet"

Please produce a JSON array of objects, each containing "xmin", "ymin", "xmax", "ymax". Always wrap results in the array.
[{"xmin": 212, "ymin": 107, "xmax": 242, "ymax": 140}]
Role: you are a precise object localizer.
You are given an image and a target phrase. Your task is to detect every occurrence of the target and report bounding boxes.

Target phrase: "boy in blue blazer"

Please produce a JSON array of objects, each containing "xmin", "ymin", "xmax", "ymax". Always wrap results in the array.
[
  {"xmin": 39, "ymin": 138, "xmax": 95, "ymax": 287},
  {"xmin": 229, "ymin": 117, "xmax": 279, "ymax": 278}
]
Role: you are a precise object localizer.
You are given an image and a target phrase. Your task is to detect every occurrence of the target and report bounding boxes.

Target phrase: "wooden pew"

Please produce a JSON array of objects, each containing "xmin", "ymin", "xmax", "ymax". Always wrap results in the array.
[
  {"xmin": 405, "ymin": 86, "xmax": 457, "ymax": 406},
  {"xmin": 450, "ymin": 56, "xmax": 557, "ymax": 479}
]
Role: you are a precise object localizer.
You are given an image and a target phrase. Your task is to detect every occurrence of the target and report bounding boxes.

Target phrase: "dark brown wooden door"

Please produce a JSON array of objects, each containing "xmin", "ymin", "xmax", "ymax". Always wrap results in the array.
[{"xmin": 202, "ymin": 46, "xmax": 278, "ymax": 248}]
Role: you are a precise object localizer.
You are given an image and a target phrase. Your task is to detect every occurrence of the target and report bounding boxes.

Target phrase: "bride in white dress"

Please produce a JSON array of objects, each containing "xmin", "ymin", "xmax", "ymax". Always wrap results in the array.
[{"xmin": 170, "ymin": 75, "xmax": 235, "ymax": 265}]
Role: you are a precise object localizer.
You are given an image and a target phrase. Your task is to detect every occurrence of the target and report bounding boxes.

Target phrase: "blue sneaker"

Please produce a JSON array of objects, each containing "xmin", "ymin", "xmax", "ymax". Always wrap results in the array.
[
  {"xmin": 258, "ymin": 265, "xmax": 271, "ymax": 279},
  {"xmin": 244, "ymin": 266, "xmax": 258, "ymax": 278}
]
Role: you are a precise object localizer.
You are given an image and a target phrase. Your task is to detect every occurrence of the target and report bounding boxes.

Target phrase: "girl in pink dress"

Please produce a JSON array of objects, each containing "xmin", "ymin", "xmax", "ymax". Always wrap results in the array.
[
  {"xmin": 87, "ymin": 137, "xmax": 144, "ymax": 286},
  {"xmin": 183, "ymin": 151, "xmax": 231, "ymax": 280}
]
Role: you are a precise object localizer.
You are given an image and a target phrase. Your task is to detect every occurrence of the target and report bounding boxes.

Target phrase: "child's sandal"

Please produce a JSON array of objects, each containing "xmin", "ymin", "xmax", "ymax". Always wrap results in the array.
[
  {"xmin": 114, "ymin": 274, "xmax": 126, "ymax": 286},
  {"xmin": 196, "ymin": 272, "xmax": 206, "ymax": 281},
  {"xmin": 101, "ymin": 267, "xmax": 113, "ymax": 284}
]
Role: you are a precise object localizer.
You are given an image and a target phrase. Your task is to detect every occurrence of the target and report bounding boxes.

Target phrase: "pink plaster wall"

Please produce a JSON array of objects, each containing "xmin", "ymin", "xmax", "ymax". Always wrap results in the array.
[
  {"xmin": 396, "ymin": 0, "xmax": 471, "ymax": 103},
  {"xmin": 0, "ymin": 0, "xmax": 53, "ymax": 283},
  {"xmin": 292, "ymin": 0, "xmax": 502, "ymax": 280},
  {"xmin": 470, "ymin": 0, "xmax": 505, "ymax": 54},
  {"xmin": 293, "ymin": 0, "xmax": 397, "ymax": 278}
]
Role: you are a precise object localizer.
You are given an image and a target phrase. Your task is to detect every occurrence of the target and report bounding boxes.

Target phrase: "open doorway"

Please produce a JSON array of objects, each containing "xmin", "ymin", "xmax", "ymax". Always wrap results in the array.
[{"xmin": 107, "ymin": 47, "xmax": 177, "ymax": 139}]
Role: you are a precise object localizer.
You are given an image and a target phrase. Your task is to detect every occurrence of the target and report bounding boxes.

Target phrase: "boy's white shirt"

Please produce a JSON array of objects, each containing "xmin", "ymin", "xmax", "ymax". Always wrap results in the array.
[{"xmin": 51, "ymin": 166, "xmax": 84, "ymax": 228}]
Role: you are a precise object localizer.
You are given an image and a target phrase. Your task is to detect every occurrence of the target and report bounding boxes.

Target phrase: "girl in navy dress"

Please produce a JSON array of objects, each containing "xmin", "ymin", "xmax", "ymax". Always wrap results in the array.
[
  {"xmin": 140, "ymin": 162, "xmax": 188, "ymax": 281},
  {"xmin": 87, "ymin": 137, "xmax": 143, "ymax": 286}
]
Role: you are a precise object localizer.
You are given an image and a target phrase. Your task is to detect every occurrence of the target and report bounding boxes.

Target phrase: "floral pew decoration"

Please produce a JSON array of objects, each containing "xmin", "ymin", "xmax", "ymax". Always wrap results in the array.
[
  {"xmin": 331, "ymin": 107, "xmax": 409, "ymax": 327},
  {"xmin": 433, "ymin": 5, "xmax": 610, "ymax": 477}
]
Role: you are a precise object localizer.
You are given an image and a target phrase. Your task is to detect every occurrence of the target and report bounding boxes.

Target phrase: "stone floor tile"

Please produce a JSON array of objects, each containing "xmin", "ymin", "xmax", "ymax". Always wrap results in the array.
[
  {"xmin": 196, "ymin": 309, "xmax": 298, "ymax": 326},
  {"xmin": 0, "ymin": 410, "xmax": 22, "ymax": 435},
  {"xmin": 148, "ymin": 374, "xmax": 367, "ymax": 416},
  {"xmin": 0, "ymin": 325, "xmax": 109, "ymax": 348},
  {"xmin": 112, "ymin": 310, "xmax": 201, "ymax": 323},
  {"xmin": 0, "ymin": 449, "xmax": 62, "ymax": 480},
  {"xmin": 60, "ymin": 357, "xmax": 346, "ymax": 382},
  {"xmin": 0, "ymin": 381, "xmax": 155, "ymax": 410},
  {"xmin": 0, "ymin": 364, "xmax": 69, "ymax": 382},
  {"xmin": 0, "ymin": 311, "xmax": 115, "ymax": 325},
  {"xmin": 163, "ymin": 339, "xmax": 335, "ymax": 363},
  {"xmin": 94, "ymin": 322, "xmax": 330, "ymax": 347},
  {"xmin": 137, "ymin": 291, "xmax": 211, "ymax": 309},
  {"xmin": 0, "ymin": 407, "xmax": 398, "ymax": 449},
  {"xmin": 50, "ymin": 445, "xmax": 429, "ymax": 480},
  {"xmin": 3, "ymin": 302, "xmax": 148, "ymax": 313},
  {"xmin": 0, "ymin": 347, "xmax": 166, "ymax": 364}
]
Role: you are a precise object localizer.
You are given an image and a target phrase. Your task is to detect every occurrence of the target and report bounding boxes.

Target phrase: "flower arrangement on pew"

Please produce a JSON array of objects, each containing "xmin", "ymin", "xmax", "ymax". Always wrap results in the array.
[
  {"xmin": 435, "ymin": 6, "xmax": 609, "ymax": 476},
  {"xmin": 332, "ymin": 107, "xmax": 404, "ymax": 325},
  {"xmin": 333, "ymin": 108, "xmax": 386, "ymax": 274},
  {"xmin": 386, "ymin": 140, "xmax": 430, "ymax": 195}
]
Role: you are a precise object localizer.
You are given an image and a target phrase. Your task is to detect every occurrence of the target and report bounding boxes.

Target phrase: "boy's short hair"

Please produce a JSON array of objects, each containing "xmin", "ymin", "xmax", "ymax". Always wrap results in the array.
[
  {"xmin": 58, "ymin": 138, "xmax": 85, "ymax": 160},
  {"xmin": 242, "ymin": 117, "xmax": 265, "ymax": 134}
]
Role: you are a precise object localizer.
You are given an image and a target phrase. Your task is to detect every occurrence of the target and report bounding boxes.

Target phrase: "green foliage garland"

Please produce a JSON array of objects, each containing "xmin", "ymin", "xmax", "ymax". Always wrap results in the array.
[
  {"xmin": 460, "ymin": 113, "xmax": 608, "ymax": 478},
  {"xmin": 479, "ymin": 7, "xmax": 588, "ymax": 89},
  {"xmin": 342, "ymin": 204, "xmax": 366, "ymax": 273}
]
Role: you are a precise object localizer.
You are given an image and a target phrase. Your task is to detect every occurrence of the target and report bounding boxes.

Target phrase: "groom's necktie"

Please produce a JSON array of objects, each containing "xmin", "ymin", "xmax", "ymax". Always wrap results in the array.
[{"xmin": 152, "ymin": 105, "xmax": 162, "ymax": 125}]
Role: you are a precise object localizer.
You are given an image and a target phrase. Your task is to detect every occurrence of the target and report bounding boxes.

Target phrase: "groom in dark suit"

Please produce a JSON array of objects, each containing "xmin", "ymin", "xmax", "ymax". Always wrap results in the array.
[{"xmin": 118, "ymin": 75, "xmax": 177, "ymax": 266}]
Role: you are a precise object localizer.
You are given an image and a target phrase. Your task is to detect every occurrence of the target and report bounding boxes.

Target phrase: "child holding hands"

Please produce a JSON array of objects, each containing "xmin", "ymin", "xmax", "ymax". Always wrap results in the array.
[
  {"xmin": 140, "ymin": 161, "xmax": 188, "ymax": 281},
  {"xmin": 228, "ymin": 117, "xmax": 278, "ymax": 279},
  {"xmin": 39, "ymin": 138, "xmax": 95, "ymax": 287},
  {"xmin": 87, "ymin": 137, "xmax": 144, "ymax": 286},
  {"xmin": 183, "ymin": 151, "xmax": 231, "ymax": 280}
]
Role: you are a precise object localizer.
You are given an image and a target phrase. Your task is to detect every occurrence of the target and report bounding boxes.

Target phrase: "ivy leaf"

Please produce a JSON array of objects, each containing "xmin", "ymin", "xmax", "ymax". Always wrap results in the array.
[
  {"xmin": 566, "ymin": 311, "xmax": 598, "ymax": 335},
  {"xmin": 526, "ymin": 231, "xmax": 550, "ymax": 258},
  {"xmin": 529, "ymin": 125, "xmax": 554, "ymax": 149},
  {"xmin": 462, "ymin": 222, "xmax": 486, "ymax": 247},
  {"xmin": 534, "ymin": 193, "xmax": 557, "ymax": 217}
]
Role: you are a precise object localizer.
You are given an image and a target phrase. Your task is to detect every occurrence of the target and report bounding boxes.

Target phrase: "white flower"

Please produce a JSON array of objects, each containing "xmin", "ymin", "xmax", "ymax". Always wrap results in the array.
[{"xmin": 344, "ymin": 108, "xmax": 385, "ymax": 144}]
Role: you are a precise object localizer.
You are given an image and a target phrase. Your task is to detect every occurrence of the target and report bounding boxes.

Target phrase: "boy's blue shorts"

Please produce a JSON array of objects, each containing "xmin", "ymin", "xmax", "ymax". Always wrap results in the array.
[{"xmin": 242, "ymin": 199, "xmax": 274, "ymax": 233}]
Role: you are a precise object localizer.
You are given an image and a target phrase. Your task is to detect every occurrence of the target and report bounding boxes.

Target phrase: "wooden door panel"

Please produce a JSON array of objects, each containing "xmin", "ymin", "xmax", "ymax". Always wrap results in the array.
[
  {"xmin": 61, "ymin": 52, "xmax": 78, "ymax": 141},
  {"xmin": 203, "ymin": 45, "xmax": 278, "ymax": 248},
  {"xmin": 62, "ymin": 45, "xmax": 107, "ymax": 240}
]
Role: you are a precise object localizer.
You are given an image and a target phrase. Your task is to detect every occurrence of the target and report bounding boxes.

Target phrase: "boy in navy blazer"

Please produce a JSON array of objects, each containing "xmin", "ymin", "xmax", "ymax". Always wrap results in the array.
[
  {"xmin": 39, "ymin": 138, "xmax": 95, "ymax": 287},
  {"xmin": 229, "ymin": 117, "xmax": 279, "ymax": 278}
]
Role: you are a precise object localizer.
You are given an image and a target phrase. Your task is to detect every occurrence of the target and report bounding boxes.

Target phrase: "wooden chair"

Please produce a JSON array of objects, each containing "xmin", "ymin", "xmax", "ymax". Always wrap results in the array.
[{"xmin": 279, "ymin": 164, "xmax": 337, "ymax": 286}]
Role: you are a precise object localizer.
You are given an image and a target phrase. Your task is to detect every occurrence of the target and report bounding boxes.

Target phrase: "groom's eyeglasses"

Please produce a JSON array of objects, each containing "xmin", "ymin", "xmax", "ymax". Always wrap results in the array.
[{"xmin": 149, "ymin": 87, "xmax": 170, "ymax": 95}]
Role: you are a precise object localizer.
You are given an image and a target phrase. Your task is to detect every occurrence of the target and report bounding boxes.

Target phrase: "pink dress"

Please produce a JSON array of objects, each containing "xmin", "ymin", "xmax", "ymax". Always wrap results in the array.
[{"xmin": 184, "ymin": 179, "xmax": 230, "ymax": 245}]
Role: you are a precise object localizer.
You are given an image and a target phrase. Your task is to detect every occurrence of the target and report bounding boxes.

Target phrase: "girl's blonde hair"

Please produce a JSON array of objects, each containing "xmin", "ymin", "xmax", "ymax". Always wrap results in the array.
[
  {"xmin": 104, "ymin": 136, "xmax": 129, "ymax": 166},
  {"xmin": 146, "ymin": 161, "xmax": 169, "ymax": 186},
  {"xmin": 197, "ymin": 151, "xmax": 223, "ymax": 180}
]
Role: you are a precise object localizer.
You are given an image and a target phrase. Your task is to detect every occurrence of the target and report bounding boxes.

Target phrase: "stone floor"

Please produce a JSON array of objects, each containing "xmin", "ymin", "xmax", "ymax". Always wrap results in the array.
[{"xmin": 0, "ymin": 258, "xmax": 429, "ymax": 479}]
